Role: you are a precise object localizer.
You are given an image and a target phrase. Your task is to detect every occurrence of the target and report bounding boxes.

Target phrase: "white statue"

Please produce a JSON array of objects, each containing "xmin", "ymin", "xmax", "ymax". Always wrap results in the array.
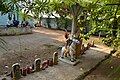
[{"xmin": 61, "ymin": 38, "xmax": 79, "ymax": 62}]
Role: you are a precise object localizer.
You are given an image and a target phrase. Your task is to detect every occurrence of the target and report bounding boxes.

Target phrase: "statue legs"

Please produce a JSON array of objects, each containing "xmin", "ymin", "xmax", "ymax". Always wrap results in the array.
[
  {"xmin": 61, "ymin": 47, "xmax": 66, "ymax": 58},
  {"xmin": 69, "ymin": 50, "xmax": 76, "ymax": 62}
]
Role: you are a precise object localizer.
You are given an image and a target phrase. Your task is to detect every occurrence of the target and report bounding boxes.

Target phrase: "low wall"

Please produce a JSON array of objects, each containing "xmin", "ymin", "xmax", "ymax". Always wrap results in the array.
[{"xmin": 0, "ymin": 27, "xmax": 32, "ymax": 36}]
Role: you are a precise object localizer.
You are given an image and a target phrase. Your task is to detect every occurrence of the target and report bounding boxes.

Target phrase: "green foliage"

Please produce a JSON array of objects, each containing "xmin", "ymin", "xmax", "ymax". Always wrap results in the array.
[
  {"xmin": 102, "ymin": 37, "xmax": 114, "ymax": 46},
  {"xmin": 30, "ymin": 0, "xmax": 50, "ymax": 18},
  {"xmin": 0, "ymin": 0, "xmax": 9, "ymax": 14},
  {"xmin": 79, "ymin": 33, "xmax": 90, "ymax": 40},
  {"xmin": 56, "ymin": 17, "xmax": 72, "ymax": 30},
  {"xmin": 84, "ymin": 0, "xmax": 120, "ymax": 50},
  {"xmin": 85, "ymin": 0, "xmax": 120, "ymax": 77},
  {"xmin": 50, "ymin": 0, "xmax": 70, "ymax": 17},
  {"xmin": 1, "ymin": 0, "xmax": 25, "ymax": 20},
  {"xmin": 19, "ymin": 11, "xmax": 31, "ymax": 20},
  {"xmin": 112, "ymin": 36, "xmax": 120, "ymax": 50}
]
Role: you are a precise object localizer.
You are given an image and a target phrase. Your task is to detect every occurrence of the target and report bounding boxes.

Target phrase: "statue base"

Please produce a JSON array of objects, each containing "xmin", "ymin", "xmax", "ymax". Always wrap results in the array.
[{"xmin": 59, "ymin": 57, "xmax": 80, "ymax": 66}]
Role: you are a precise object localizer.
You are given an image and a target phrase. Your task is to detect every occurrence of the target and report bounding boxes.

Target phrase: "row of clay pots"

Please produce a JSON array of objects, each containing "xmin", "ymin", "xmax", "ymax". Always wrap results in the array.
[{"xmin": 10, "ymin": 52, "xmax": 58, "ymax": 80}]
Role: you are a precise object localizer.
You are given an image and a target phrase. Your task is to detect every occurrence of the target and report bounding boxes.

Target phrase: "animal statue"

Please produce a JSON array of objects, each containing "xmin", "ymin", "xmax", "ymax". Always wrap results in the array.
[{"xmin": 61, "ymin": 38, "xmax": 79, "ymax": 62}]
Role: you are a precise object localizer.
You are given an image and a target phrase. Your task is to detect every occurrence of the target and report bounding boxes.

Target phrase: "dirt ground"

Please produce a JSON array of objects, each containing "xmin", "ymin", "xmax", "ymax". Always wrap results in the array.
[
  {"xmin": 0, "ymin": 27, "xmax": 65, "ymax": 75},
  {"xmin": 0, "ymin": 27, "xmax": 120, "ymax": 80}
]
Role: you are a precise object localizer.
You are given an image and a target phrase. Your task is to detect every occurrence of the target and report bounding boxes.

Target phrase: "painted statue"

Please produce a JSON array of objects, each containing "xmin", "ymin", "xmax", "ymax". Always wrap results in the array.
[{"xmin": 61, "ymin": 37, "xmax": 79, "ymax": 62}]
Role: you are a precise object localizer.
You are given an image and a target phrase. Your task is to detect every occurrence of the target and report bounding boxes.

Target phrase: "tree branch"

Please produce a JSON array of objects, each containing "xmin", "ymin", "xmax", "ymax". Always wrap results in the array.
[{"xmin": 106, "ymin": 3, "xmax": 120, "ymax": 6}]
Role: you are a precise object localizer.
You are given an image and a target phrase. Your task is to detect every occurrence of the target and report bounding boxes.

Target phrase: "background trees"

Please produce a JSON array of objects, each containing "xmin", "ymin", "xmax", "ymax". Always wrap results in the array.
[
  {"xmin": 49, "ymin": 0, "xmax": 120, "ymax": 57},
  {"xmin": 31, "ymin": 0, "xmax": 50, "ymax": 26},
  {"xmin": 0, "ymin": 0, "xmax": 119, "ymax": 53},
  {"xmin": 7, "ymin": 0, "xmax": 21, "ymax": 20},
  {"xmin": 49, "ymin": 0, "xmax": 88, "ymax": 58},
  {"xmin": 86, "ymin": 0, "xmax": 120, "ymax": 50},
  {"xmin": 0, "ymin": 0, "xmax": 9, "ymax": 14}
]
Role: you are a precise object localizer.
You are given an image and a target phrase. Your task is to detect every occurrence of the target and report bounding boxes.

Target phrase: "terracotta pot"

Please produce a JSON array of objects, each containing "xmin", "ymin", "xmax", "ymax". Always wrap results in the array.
[
  {"xmin": 41, "ymin": 63, "xmax": 45, "ymax": 70},
  {"xmin": 26, "ymin": 66, "xmax": 31, "ymax": 74},
  {"xmin": 49, "ymin": 58, "xmax": 53, "ymax": 66},
  {"xmin": 22, "ymin": 68, "xmax": 27, "ymax": 76}
]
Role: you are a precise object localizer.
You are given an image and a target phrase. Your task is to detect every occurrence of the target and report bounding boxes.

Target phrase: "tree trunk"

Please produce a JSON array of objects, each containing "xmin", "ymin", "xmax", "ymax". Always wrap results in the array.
[
  {"xmin": 71, "ymin": 16, "xmax": 82, "ymax": 59},
  {"xmin": 75, "ymin": 38, "xmax": 82, "ymax": 59},
  {"xmin": 70, "ymin": 3, "xmax": 85, "ymax": 59},
  {"xmin": 71, "ymin": 16, "xmax": 77, "ymax": 35}
]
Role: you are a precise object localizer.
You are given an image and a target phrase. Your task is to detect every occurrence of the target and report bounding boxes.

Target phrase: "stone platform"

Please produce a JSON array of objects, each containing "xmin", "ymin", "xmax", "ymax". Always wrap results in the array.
[
  {"xmin": 0, "ymin": 27, "xmax": 32, "ymax": 36},
  {"xmin": 59, "ymin": 57, "xmax": 80, "ymax": 66},
  {"xmin": 2, "ymin": 45, "xmax": 111, "ymax": 80}
]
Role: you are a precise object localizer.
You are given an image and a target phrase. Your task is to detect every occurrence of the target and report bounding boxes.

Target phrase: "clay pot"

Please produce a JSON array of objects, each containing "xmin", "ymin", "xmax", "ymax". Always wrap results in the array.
[
  {"xmin": 48, "ymin": 58, "xmax": 53, "ymax": 66},
  {"xmin": 41, "ymin": 63, "xmax": 45, "ymax": 70},
  {"xmin": 47, "ymin": 60, "xmax": 49, "ymax": 65},
  {"xmin": 26, "ymin": 66, "xmax": 31, "ymax": 74},
  {"xmin": 22, "ymin": 68, "xmax": 27, "ymax": 76},
  {"xmin": 32, "ymin": 64, "xmax": 34, "ymax": 70},
  {"xmin": 20, "ymin": 69, "xmax": 23, "ymax": 75}
]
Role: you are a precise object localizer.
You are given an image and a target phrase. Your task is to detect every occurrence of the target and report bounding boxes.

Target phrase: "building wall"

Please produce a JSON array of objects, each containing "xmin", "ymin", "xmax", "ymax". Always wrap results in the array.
[
  {"xmin": 0, "ymin": 14, "xmax": 8, "ymax": 27},
  {"xmin": 41, "ymin": 17, "xmax": 72, "ymax": 30},
  {"xmin": 41, "ymin": 18, "xmax": 57, "ymax": 29},
  {"xmin": 0, "ymin": 12, "xmax": 19, "ymax": 28}
]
